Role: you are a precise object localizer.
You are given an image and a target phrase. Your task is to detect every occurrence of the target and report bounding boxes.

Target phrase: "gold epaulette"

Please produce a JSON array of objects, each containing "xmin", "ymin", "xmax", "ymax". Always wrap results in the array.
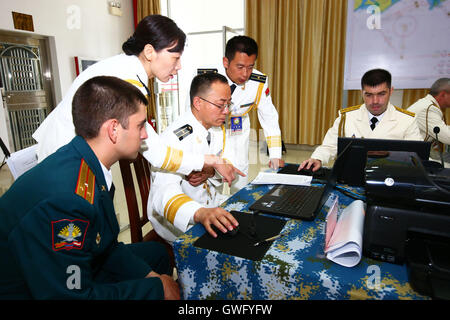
[
  {"xmin": 394, "ymin": 106, "xmax": 415, "ymax": 117},
  {"xmin": 338, "ymin": 105, "xmax": 361, "ymax": 137},
  {"xmin": 75, "ymin": 159, "xmax": 96, "ymax": 204},
  {"xmin": 340, "ymin": 104, "xmax": 361, "ymax": 114}
]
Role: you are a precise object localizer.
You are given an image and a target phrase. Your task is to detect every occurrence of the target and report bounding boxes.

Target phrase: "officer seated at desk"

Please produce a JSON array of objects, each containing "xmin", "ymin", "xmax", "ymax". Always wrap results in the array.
[
  {"xmin": 299, "ymin": 68, "xmax": 422, "ymax": 172},
  {"xmin": 407, "ymin": 77, "xmax": 450, "ymax": 167},
  {"xmin": 148, "ymin": 72, "xmax": 239, "ymax": 244}
]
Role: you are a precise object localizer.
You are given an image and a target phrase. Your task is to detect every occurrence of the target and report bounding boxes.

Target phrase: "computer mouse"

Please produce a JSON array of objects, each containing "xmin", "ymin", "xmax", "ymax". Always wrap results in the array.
[
  {"xmin": 297, "ymin": 167, "xmax": 314, "ymax": 176},
  {"xmin": 224, "ymin": 225, "xmax": 240, "ymax": 238},
  {"xmin": 211, "ymin": 224, "xmax": 240, "ymax": 238}
]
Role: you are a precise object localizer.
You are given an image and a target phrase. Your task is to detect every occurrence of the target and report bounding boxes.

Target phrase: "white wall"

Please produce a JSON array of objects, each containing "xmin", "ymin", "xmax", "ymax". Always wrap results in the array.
[
  {"xmin": 0, "ymin": 0, "xmax": 134, "ymax": 97},
  {"xmin": 0, "ymin": 0, "xmax": 134, "ymax": 157},
  {"xmin": 166, "ymin": 0, "xmax": 245, "ymax": 113}
]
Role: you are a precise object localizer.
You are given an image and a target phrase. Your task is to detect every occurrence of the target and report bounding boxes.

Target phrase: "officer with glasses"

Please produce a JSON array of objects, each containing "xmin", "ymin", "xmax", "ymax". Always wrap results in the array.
[{"xmin": 148, "ymin": 72, "xmax": 240, "ymax": 243}]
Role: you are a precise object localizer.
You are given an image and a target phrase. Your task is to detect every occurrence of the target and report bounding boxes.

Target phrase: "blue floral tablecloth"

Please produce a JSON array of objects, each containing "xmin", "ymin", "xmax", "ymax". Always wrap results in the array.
[{"xmin": 173, "ymin": 183, "xmax": 429, "ymax": 300}]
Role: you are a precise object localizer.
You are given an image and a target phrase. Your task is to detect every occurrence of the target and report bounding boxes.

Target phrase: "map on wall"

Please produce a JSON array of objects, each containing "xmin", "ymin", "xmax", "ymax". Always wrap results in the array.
[{"xmin": 344, "ymin": 0, "xmax": 450, "ymax": 89}]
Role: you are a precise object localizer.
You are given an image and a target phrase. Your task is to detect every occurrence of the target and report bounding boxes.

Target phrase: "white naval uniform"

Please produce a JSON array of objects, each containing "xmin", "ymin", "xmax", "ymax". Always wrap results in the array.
[
  {"xmin": 32, "ymin": 53, "xmax": 203, "ymax": 175},
  {"xmin": 190, "ymin": 66, "xmax": 282, "ymax": 193},
  {"xmin": 407, "ymin": 94, "xmax": 450, "ymax": 162},
  {"xmin": 311, "ymin": 103, "xmax": 423, "ymax": 165},
  {"xmin": 148, "ymin": 110, "xmax": 234, "ymax": 243}
]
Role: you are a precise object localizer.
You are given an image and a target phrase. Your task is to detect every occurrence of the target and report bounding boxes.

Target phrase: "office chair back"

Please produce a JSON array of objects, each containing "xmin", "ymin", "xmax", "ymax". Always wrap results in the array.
[
  {"xmin": 119, "ymin": 153, "xmax": 152, "ymax": 243},
  {"xmin": 119, "ymin": 153, "xmax": 175, "ymax": 269}
]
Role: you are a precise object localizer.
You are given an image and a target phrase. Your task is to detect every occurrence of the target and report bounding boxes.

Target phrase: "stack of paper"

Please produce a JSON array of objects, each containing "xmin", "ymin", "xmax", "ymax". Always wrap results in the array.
[
  {"xmin": 324, "ymin": 198, "xmax": 366, "ymax": 267},
  {"xmin": 251, "ymin": 172, "xmax": 312, "ymax": 186},
  {"xmin": 6, "ymin": 144, "xmax": 38, "ymax": 180}
]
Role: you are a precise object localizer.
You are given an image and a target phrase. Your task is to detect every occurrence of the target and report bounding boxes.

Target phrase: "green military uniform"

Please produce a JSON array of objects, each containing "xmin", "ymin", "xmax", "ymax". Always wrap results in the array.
[{"xmin": 0, "ymin": 136, "xmax": 169, "ymax": 299}]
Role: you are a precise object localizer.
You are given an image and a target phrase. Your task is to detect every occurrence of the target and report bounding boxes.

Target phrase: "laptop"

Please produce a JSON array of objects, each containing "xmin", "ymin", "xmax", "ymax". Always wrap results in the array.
[{"xmin": 249, "ymin": 142, "xmax": 350, "ymax": 221}]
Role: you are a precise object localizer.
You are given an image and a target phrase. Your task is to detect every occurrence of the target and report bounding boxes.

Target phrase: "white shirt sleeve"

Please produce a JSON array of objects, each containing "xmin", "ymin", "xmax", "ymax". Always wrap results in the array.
[{"xmin": 256, "ymin": 77, "xmax": 282, "ymax": 159}]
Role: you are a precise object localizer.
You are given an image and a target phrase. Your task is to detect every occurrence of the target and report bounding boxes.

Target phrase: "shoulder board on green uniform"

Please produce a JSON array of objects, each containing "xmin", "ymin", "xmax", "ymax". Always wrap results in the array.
[
  {"xmin": 340, "ymin": 104, "xmax": 362, "ymax": 114},
  {"xmin": 197, "ymin": 68, "xmax": 218, "ymax": 75},
  {"xmin": 249, "ymin": 73, "xmax": 267, "ymax": 83},
  {"xmin": 394, "ymin": 106, "xmax": 415, "ymax": 117},
  {"xmin": 75, "ymin": 159, "xmax": 96, "ymax": 205},
  {"xmin": 173, "ymin": 124, "xmax": 193, "ymax": 141}
]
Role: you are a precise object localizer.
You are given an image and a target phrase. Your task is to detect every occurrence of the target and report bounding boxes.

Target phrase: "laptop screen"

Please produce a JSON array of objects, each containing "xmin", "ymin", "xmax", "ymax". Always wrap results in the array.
[{"xmin": 337, "ymin": 137, "xmax": 431, "ymax": 186}]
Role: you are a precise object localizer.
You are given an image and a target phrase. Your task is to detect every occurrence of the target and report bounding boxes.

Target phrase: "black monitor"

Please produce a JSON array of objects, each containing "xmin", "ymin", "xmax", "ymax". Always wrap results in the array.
[{"xmin": 337, "ymin": 137, "xmax": 431, "ymax": 186}]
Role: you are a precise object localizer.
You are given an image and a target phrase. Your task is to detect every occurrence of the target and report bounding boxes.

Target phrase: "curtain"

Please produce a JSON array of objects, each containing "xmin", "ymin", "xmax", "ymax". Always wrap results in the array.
[
  {"xmin": 347, "ymin": 90, "xmax": 362, "ymax": 108},
  {"xmin": 402, "ymin": 89, "xmax": 428, "ymax": 109},
  {"xmin": 133, "ymin": 0, "xmax": 161, "ymax": 124},
  {"xmin": 246, "ymin": 0, "xmax": 347, "ymax": 145},
  {"xmin": 134, "ymin": 0, "xmax": 161, "ymax": 24}
]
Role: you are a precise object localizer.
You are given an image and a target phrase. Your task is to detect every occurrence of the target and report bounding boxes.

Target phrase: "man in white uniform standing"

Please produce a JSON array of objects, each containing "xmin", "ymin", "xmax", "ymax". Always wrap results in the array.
[
  {"xmin": 407, "ymin": 78, "xmax": 450, "ymax": 164},
  {"xmin": 300, "ymin": 69, "xmax": 422, "ymax": 171},
  {"xmin": 191, "ymin": 36, "xmax": 284, "ymax": 193},
  {"xmin": 149, "ymin": 72, "xmax": 239, "ymax": 244}
]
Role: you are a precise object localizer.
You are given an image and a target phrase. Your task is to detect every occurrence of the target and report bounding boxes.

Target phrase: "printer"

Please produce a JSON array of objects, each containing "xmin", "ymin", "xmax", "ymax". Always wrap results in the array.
[{"xmin": 362, "ymin": 151, "xmax": 450, "ymax": 299}]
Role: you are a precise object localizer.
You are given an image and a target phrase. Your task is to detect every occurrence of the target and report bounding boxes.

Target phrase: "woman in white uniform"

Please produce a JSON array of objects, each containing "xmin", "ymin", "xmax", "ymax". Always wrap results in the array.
[{"xmin": 32, "ymin": 15, "xmax": 242, "ymax": 182}]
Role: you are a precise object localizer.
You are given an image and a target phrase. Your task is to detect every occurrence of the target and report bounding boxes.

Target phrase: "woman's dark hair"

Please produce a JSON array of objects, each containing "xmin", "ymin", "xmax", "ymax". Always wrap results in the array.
[
  {"xmin": 122, "ymin": 14, "xmax": 186, "ymax": 56},
  {"xmin": 73, "ymin": 76, "xmax": 148, "ymax": 139}
]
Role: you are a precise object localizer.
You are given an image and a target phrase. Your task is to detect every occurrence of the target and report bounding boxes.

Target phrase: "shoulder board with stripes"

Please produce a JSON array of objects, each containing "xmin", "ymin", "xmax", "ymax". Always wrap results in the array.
[
  {"xmin": 197, "ymin": 68, "xmax": 218, "ymax": 75},
  {"xmin": 75, "ymin": 159, "xmax": 96, "ymax": 205},
  {"xmin": 394, "ymin": 106, "xmax": 415, "ymax": 117},
  {"xmin": 249, "ymin": 73, "xmax": 267, "ymax": 83},
  {"xmin": 340, "ymin": 104, "xmax": 362, "ymax": 114},
  {"xmin": 173, "ymin": 124, "xmax": 193, "ymax": 141}
]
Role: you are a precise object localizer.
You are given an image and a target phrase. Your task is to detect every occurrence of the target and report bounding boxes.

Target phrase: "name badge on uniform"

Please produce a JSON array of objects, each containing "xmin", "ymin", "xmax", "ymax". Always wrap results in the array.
[{"xmin": 230, "ymin": 116, "xmax": 242, "ymax": 135}]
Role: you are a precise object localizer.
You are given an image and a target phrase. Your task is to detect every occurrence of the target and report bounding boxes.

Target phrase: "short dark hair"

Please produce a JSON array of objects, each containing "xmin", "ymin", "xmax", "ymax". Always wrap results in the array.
[
  {"xmin": 72, "ymin": 76, "xmax": 148, "ymax": 139},
  {"xmin": 122, "ymin": 14, "xmax": 186, "ymax": 56},
  {"xmin": 224, "ymin": 35, "xmax": 258, "ymax": 61},
  {"xmin": 189, "ymin": 72, "xmax": 229, "ymax": 106},
  {"xmin": 429, "ymin": 78, "xmax": 450, "ymax": 96},
  {"xmin": 361, "ymin": 69, "xmax": 392, "ymax": 89}
]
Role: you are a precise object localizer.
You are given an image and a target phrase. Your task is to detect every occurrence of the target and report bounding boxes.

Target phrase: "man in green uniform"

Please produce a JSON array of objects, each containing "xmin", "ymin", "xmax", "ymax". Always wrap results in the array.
[{"xmin": 0, "ymin": 76, "xmax": 179, "ymax": 299}]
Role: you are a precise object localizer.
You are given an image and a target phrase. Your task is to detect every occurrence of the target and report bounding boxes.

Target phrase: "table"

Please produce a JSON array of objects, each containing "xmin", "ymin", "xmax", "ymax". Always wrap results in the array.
[{"xmin": 173, "ymin": 182, "xmax": 429, "ymax": 300}]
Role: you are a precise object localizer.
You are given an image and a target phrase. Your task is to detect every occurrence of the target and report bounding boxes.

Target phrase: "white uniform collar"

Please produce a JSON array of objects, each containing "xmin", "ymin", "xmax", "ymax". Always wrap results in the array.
[
  {"xmin": 126, "ymin": 53, "xmax": 148, "ymax": 87},
  {"xmin": 426, "ymin": 94, "xmax": 440, "ymax": 108},
  {"xmin": 99, "ymin": 161, "xmax": 113, "ymax": 191},
  {"xmin": 185, "ymin": 108, "xmax": 210, "ymax": 139},
  {"xmin": 364, "ymin": 102, "xmax": 391, "ymax": 122},
  {"xmin": 368, "ymin": 111, "xmax": 385, "ymax": 123},
  {"xmin": 218, "ymin": 64, "xmax": 246, "ymax": 89}
]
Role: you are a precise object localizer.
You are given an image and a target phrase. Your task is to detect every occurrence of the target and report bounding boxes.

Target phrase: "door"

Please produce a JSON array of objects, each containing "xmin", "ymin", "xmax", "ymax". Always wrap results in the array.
[{"xmin": 0, "ymin": 31, "xmax": 54, "ymax": 152}]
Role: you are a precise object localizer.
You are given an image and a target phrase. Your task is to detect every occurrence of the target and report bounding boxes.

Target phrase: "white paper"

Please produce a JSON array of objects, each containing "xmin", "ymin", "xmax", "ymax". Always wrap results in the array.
[
  {"xmin": 251, "ymin": 172, "xmax": 312, "ymax": 186},
  {"xmin": 324, "ymin": 199, "xmax": 365, "ymax": 267},
  {"xmin": 6, "ymin": 144, "xmax": 38, "ymax": 180}
]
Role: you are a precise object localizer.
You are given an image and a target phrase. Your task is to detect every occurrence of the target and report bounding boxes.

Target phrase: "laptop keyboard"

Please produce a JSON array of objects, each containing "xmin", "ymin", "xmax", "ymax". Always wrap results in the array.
[{"xmin": 268, "ymin": 185, "xmax": 324, "ymax": 216}]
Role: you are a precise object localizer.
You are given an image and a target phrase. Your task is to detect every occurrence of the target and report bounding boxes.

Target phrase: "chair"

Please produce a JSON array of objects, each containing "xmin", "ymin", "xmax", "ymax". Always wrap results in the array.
[{"xmin": 119, "ymin": 153, "xmax": 175, "ymax": 269}]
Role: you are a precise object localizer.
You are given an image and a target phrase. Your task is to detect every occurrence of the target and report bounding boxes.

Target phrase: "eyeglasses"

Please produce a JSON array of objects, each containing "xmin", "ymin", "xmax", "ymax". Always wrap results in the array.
[{"xmin": 198, "ymin": 97, "xmax": 233, "ymax": 110}]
